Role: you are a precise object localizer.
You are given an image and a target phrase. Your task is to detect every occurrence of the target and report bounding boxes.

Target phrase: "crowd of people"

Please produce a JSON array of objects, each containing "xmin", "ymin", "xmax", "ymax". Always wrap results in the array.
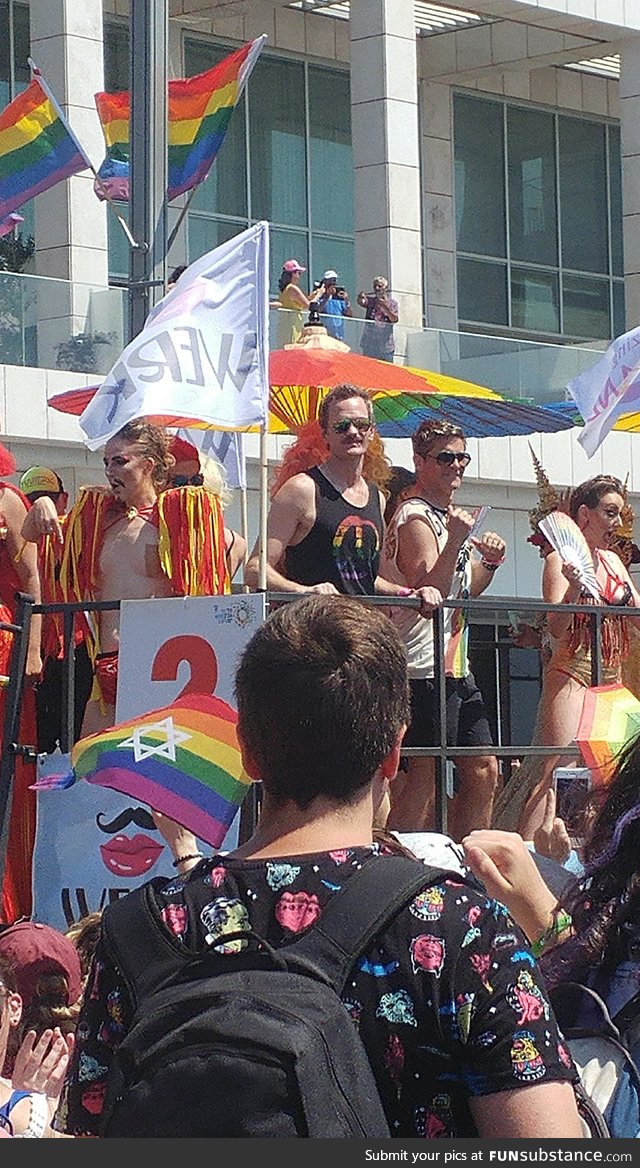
[{"xmin": 0, "ymin": 303, "xmax": 638, "ymax": 1135}]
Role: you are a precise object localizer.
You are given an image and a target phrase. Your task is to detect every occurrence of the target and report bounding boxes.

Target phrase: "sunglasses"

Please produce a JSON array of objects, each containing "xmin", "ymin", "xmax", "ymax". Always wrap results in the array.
[
  {"xmin": 332, "ymin": 418, "xmax": 373, "ymax": 435},
  {"xmin": 427, "ymin": 451, "xmax": 471, "ymax": 468},
  {"xmin": 171, "ymin": 473, "xmax": 204, "ymax": 487}
]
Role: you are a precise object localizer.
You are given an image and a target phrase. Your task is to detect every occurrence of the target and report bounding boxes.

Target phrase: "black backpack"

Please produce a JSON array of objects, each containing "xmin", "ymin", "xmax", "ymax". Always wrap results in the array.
[{"xmin": 100, "ymin": 854, "xmax": 446, "ymax": 1138}]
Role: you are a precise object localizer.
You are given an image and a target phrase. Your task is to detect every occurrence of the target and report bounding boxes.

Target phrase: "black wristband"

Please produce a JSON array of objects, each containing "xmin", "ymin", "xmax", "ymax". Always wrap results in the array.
[{"xmin": 172, "ymin": 852, "xmax": 204, "ymax": 868}]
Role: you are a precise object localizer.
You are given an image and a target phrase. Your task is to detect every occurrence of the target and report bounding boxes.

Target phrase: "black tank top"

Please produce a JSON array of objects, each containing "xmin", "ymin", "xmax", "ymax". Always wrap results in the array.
[{"xmin": 284, "ymin": 466, "xmax": 383, "ymax": 595}]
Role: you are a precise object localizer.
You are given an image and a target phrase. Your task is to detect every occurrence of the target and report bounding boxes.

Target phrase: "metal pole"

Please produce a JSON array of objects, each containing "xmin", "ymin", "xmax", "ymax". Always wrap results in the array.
[{"xmin": 128, "ymin": 0, "xmax": 168, "ymax": 342}]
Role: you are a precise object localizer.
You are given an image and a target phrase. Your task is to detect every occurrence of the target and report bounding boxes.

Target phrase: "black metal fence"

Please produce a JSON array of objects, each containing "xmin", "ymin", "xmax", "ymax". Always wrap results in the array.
[{"xmin": 0, "ymin": 590, "xmax": 632, "ymax": 874}]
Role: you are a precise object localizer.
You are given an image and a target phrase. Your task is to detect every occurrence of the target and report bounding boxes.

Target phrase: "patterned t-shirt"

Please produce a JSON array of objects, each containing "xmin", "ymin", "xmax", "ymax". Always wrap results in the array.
[{"xmin": 53, "ymin": 845, "xmax": 576, "ymax": 1138}]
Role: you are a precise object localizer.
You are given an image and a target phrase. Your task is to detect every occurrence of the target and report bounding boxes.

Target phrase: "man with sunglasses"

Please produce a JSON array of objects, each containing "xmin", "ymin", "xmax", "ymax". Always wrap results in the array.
[
  {"xmin": 245, "ymin": 384, "xmax": 441, "ymax": 616},
  {"xmin": 380, "ymin": 420, "xmax": 506, "ymax": 841}
]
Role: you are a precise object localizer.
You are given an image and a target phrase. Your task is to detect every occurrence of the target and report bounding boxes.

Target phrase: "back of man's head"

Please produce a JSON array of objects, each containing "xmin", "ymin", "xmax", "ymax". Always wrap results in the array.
[{"xmin": 235, "ymin": 595, "xmax": 410, "ymax": 808}]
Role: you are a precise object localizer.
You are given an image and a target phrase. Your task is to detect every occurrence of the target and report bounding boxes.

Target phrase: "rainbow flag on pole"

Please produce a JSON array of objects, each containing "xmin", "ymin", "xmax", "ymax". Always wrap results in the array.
[
  {"xmin": 0, "ymin": 72, "xmax": 92, "ymax": 220},
  {"xmin": 94, "ymin": 34, "xmax": 266, "ymax": 203},
  {"xmin": 34, "ymin": 692, "xmax": 253, "ymax": 849}
]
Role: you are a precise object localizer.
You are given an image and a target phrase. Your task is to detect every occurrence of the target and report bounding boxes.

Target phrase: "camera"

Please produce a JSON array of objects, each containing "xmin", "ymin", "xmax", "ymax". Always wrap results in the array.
[
  {"xmin": 335, "ymin": 286, "xmax": 345, "ymax": 296},
  {"xmin": 313, "ymin": 281, "xmax": 323, "ymax": 291}
]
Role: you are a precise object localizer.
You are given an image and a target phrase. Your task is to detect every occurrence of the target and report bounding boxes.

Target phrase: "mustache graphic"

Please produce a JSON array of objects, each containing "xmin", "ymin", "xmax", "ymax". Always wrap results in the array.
[{"xmin": 96, "ymin": 807, "xmax": 157, "ymax": 834}]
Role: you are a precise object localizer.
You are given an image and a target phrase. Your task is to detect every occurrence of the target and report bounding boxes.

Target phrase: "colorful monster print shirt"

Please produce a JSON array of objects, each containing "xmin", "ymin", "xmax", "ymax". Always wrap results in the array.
[{"xmin": 54, "ymin": 845, "xmax": 577, "ymax": 1137}]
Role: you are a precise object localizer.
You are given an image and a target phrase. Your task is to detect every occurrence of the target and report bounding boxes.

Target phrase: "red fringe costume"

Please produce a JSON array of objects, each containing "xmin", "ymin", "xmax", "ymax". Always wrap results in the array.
[
  {"xmin": 59, "ymin": 484, "xmax": 231, "ymax": 669},
  {"xmin": 0, "ymin": 455, "xmax": 37, "ymax": 923}
]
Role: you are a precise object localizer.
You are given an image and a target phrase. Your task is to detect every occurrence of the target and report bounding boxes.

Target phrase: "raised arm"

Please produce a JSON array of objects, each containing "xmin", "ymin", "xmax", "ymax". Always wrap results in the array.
[{"xmin": 395, "ymin": 506, "xmax": 473, "ymax": 597}]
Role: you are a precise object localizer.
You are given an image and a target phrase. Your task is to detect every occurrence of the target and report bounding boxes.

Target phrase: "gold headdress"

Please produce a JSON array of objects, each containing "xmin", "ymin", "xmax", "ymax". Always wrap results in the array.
[{"xmin": 527, "ymin": 444, "xmax": 559, "ymax": 541}]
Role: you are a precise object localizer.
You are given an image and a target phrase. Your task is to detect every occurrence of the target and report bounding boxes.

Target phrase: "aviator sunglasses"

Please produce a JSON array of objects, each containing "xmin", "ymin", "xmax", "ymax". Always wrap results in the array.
[
  {"xmin": 171, "ymin": 473, "xmax": 205, "ymax": 487},
  {"xmin": 332, "ymin": 418, "xmax": 373, "ymax": 435},
  {"xmin": 426, "ymin": 451, "xmax": 471, "ymax": 468}
]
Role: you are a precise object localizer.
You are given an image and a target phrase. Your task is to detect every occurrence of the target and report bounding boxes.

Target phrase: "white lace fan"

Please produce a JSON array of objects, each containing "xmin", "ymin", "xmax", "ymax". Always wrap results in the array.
[{"xmin": 538, "ymin": 511, "xmax": 601, "ymax": 601}]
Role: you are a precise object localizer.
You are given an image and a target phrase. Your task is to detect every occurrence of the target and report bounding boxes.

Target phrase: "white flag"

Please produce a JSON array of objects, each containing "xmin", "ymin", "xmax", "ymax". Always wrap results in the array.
[
  {"xmin": 567, "ymin": 324, "xmax": 640, "ymax": 458},
  {"xmin": 79, "ymin": 221, "xmax": 270, "ymax": 451}
]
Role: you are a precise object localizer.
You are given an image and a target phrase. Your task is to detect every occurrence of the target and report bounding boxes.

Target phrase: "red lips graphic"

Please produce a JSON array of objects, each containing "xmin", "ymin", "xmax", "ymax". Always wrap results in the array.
[{"xmin": 99, "ymin": 833, "xmax": 164, "ymax": 878}]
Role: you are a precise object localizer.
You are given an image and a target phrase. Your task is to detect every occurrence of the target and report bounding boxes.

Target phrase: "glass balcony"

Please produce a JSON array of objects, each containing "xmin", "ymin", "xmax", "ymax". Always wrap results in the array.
[{"xmin": 0, "ymin": 271, "xmax": 606, "ymax": 407}]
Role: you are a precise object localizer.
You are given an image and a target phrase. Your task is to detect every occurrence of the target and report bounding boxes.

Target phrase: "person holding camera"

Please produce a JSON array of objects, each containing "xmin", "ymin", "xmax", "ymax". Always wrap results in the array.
[
  {"xmin": 316, "ymin": 269, "xmax": 353, "ymax": 342},
  {"xmin": 358, "ymin": 276, "xmax": 399, "ymax": 362}
]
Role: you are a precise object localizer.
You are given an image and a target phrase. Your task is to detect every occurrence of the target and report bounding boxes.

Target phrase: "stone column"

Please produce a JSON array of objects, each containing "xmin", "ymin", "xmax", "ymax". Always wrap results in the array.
[
  {"xmin": 620, "ymin": 38, "xmax": 640, "ymax": 331},
  {"xmin": 350, "ymin": 0, "xmax": 423, "ymax": 339},
  {"xmin": 29, "ymin": 0, "xmax": 114, "ymax": 370}
]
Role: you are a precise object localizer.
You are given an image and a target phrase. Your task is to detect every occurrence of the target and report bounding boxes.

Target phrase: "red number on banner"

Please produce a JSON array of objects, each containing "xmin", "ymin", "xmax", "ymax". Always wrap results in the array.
[{"xmin": 151, "ymin": 636, "xmax": 219, "ymax": 697}]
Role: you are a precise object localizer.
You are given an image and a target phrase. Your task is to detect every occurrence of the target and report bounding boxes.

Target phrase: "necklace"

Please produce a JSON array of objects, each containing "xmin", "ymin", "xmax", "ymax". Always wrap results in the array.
[{"xmin": 125, "ymin": 504, "xmax": 156, "ymax": 522}]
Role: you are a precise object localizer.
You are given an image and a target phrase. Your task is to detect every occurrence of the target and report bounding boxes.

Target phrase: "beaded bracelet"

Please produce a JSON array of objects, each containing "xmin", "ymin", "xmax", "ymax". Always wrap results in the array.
[
  {"xmin": 172, "ymin": 852, "xmax": 204, "ymax": 868},
  {"xmin": 530, "ymin": 909, "xmax": 572, "ymax": 959}
]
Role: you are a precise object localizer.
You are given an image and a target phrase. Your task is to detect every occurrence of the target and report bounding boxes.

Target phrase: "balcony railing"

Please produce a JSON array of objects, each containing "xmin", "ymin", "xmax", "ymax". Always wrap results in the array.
[{"xmin": 0, "ymin": 270, "xmax": 605, "ymax": 406}]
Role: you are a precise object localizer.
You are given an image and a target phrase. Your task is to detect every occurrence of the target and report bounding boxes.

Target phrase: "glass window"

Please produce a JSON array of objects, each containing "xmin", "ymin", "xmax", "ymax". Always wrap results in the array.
[
  {"xmin": 613, "ymin": 280, "xmax": 625, "ymax": 340},
  {"xmin": 559, "ymin": 116, "xmax": 608, "ymax": 274},
  {"xmin": 249, "ymin": 56, "xmax": 307, "ymax": 227},
  {"xmin": 104, "ymin": 21, "xmax": 129, "ymax": 92},
  {"xmin": 269, "ymin": 227, "xmax": 309, "ymax": 296},
  {"xmin": 0, "ymin": 1, "xmax": 30, "ymax": 108},
  {"xmin": 454, "ymin": 95, "xmax": 506, "ymax": 258},
  {"xmin": 107, "ymin": 201, "xmax": 130, "ymax": 280},
  {"xmin": 457, "ymin": 258, "xmax": 507, "ymax": 326},
  {"xmin": 184, "ymin": 40, "xmax": 247, "ymax": 220},
  {"xmin": 308, "ymin": 67, "xmax": 353, "ymax": 236},
  {"xmin": 609, "ymin": 126, "xmax": 623, "ymax": 278},
  {"xmin": 187, "ymin": 216, "xmax": 244, "ymax": 264},
  {"xmin": 507, "ymin": 106, "xmax": 557, "ymax": 267},
  {"xmin": 562, "ymin": 273, "xmax": 610, "ymax": 339},
  {"xmin": 511, "ymin": 267, "xmax": 559, "ymax": 334},
  {"xmin": 310, "ymin": 236, "xmax": 355, "ymax": 301}
]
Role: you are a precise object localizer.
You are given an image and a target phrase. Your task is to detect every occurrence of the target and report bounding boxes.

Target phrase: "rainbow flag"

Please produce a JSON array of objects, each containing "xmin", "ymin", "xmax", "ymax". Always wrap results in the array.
[
  {"xmin": 35, "ymin": 692, "xmax": 253, "ymax": 848},
  {"xmin": 94, "ymin": 35, "xmax": 266, "ymax": 203},
  {"xmin": 0, "ymin": 74, "xmax": 92, "ymax": 220}
]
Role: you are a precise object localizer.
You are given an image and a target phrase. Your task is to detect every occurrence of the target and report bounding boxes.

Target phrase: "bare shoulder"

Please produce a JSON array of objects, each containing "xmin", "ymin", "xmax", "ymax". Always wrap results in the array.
[
  {"xmin": 0, "ymin": 483, "xmax": 27, "ymax": 520},
  {"xmin": 272, "ymin": 472, "xmax": 316, "ymax": 512}
]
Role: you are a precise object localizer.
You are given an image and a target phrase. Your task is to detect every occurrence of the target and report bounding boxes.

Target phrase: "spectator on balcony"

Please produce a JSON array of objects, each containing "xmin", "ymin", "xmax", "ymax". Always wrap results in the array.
[
  {"xmin": 274, "ymin": 259, "xmax": 324, "ymax": 348},
  {"xmin": 357, "ymin": 276, "xmax": 399, "ymax": 362}
]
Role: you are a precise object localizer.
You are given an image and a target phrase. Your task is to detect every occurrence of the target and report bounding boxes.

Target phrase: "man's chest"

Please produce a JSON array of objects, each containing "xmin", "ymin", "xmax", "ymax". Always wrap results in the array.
[{"xmin": 98, "ymin": 517, "xmax": 166, "ymax": 590}]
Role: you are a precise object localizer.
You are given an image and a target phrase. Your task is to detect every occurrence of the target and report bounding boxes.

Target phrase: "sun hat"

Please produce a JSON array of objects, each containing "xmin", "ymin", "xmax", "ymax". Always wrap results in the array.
[
  {"xmin": 0, "ymin": 921, "xmax": 83, "ymax": 1008},
  {"xmin": 322, "ymin": 269, "xmax": 338, "ymax": 281},
  {"xmin": 19, "ymin": 466, "xmax": 63, "ymax": 496},
  {"xmin": 282, "ymin": 259, "xmax": 305, "ymax": 273}
]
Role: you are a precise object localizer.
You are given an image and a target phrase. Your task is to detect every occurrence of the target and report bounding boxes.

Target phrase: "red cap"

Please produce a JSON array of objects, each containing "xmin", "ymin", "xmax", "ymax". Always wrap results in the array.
[
  {"xmin": 168, "ymin": 435, "xmax": 200, "ymax": 463},
  {"xmin": 0, "ymin": 921, "xmax": 83, "ymax": 1007}
]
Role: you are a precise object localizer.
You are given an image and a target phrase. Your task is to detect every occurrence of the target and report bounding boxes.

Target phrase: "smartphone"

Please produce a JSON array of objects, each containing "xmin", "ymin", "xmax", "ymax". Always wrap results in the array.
[{"xmin": 552, "ymin": 766, "xmax": 592, "ymax": 833}]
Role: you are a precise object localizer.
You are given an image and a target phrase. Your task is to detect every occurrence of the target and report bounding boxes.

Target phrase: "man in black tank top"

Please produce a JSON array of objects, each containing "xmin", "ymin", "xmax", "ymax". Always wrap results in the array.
[{"xmin": 244, "ymin": 384, "xmax": 442, "ymax": 615}]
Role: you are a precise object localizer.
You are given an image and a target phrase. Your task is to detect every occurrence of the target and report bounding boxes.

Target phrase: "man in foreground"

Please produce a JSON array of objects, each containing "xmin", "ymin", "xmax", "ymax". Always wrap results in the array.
[{"xmin": 54, "ymin": 595, "xmax": 581, "ymax": 1138}]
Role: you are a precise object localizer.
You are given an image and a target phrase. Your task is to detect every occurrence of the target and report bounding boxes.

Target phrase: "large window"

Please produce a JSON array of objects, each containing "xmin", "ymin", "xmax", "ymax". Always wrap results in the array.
[
  {"xmin": 454, "ymin": 93, "xmax": 624, "ymax": 341},
  {"xmin": 0, "ymin": 1, "xmax": 32, "ymax": 237},
  {"xmin": 184, "ymin": 40, "xmax": 355, "ymax": 296}
]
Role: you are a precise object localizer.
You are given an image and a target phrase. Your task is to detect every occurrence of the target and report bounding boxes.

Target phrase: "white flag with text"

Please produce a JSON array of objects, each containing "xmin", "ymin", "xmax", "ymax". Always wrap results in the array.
[
  {"xmin": 79, "ymin": 221, "xmax": 270, "ymax": 450},
  {"xmin": 567, "ymin": 324, "xmax": 640, "ymax": 457}
]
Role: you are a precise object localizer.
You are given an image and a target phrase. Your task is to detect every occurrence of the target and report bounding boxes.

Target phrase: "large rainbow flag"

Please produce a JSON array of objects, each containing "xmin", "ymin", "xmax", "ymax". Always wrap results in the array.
[
  {"xmin": 0, "ymin": 74, "xmax": 92, "ymax": 221},
  {"xmin": 34, "ymin": 692, "xmax": 253, "ymax": 849},
  {"xmin": 94, "ymin": 35, "xmax": 266, "ymax": 203}
]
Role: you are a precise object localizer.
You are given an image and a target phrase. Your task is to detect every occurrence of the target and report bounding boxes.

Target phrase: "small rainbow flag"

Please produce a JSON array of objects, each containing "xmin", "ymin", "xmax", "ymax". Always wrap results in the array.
[
  {"xmin": 0, "ymin": 72, "xmax": 92, "ymax": 221},
  {"xmin": 94, "ymin": 35, "xmax": 266, "ymax": 203},
  {"xmin": 35, "ymin": 692, "xmax": 253, "ymax": 848}
]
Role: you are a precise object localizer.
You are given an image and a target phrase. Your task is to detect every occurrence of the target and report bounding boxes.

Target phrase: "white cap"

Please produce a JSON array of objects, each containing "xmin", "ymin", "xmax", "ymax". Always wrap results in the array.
[{"xmin": 322, "ymin": 269, "xmax": 338, "ymax": 281}]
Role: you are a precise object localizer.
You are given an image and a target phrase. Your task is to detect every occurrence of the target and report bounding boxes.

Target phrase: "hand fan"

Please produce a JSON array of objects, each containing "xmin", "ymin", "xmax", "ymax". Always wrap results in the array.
[
  {"xmin": 469, "ymin": 505, "xmax": 490, "ymax": 539},
  {"xmin": 538, "ymin": 511, "xmax": 601, "ymax": 601}
]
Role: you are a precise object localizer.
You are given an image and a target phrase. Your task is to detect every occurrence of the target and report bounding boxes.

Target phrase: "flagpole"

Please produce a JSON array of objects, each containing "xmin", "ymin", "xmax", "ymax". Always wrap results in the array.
[
  {"xmin": 27, "ymin": 58, "xmax": 144, "ymax": 253},
  {"xmin": 240, "ymin": 485, "xmax": 249, "ymax": 593},
  {"xmin": 166, "ymin": 185, "xmax": 198, "ymax": 255},
  {"xmin": 258, "ymin": 424, "xmax": 269, "ymax": 593}
]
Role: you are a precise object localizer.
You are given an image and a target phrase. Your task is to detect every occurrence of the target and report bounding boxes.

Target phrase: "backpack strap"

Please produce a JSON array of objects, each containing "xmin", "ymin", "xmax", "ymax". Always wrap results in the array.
[
  {"xmin": 102, "ymin": 879, "xmax": 193, "ymax": 1010},
  {"xmin": 283, "ymin": 855, "xmax": 455, "ymax": 994}
]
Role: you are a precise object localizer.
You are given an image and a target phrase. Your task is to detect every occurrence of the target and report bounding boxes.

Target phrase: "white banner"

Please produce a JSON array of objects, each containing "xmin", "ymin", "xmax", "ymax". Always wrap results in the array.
[
  {"xmin": 567, "ymin": 324, "xmax": 640, "ymax": 457},
  {"xmin": 79, "ymin": 221, "xmax": 270, "ymax": 450}
]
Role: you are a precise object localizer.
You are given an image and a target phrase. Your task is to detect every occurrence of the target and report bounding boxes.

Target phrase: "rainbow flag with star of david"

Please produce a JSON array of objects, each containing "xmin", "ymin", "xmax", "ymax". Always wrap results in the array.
[{"xmin": 33, "ymin": 692, "xmax": 252, "ymax": 848}]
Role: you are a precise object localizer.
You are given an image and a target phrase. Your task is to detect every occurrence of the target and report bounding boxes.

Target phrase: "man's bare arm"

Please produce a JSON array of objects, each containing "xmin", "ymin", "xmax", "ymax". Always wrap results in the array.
[
  {"xmin": 244, "ymin": 476, "xmax": 338, "ymax": 594},
  {"xmin": 470, "ymin": 1081, "xmax": 583, "ymax": 1139},
  {"xmin": 396, "ymin": 509, "xmax": 471, "ymax": 596},
  {"xmin": 2, "ymin": 488, "xmax": 42, "ymax": 679}
]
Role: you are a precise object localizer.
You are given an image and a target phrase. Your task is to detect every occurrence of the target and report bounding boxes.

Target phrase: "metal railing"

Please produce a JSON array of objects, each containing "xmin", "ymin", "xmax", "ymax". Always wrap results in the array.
[{"xmin": 0, "ymin": 590, "xmax": 631, "ymax": 870}]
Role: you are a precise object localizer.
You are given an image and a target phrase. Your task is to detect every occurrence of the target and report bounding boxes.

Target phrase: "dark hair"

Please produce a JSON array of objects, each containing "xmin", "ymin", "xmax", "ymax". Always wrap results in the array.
[
  {"xmin": 168, "ymin": 265, "xmax": 187, "ymax": 286},
  {"xmin": 109, "ymin": 421, "xmax": 174, "ymax": 490},
  {"xmin": 384, "ymin": 465, "xmax": 416, "ymax": 524},
  {"xmin": 569, "ymin": 475, "xmax": 624, "ymax": 521},
  {"xmin": 235, "ymin": 595, "xmax": 410, "ymax": 808},
  {"xmin": 544, "ymin": 731, "xmax": 640, "ymax": 986},
  {"xmin": 318, "ymin": 384, "xmax": 373, "ymax": 433},
  {"xmin": 412, "ymin": 420, "xmax": 465, "ymax": 459},
  {"xmin": 278, "ymin": 270, "xmax": 295, "ymax": 293},
  {"xmin": 0, "ymin": 955, "xmax": 18, "ymax": 1075}
]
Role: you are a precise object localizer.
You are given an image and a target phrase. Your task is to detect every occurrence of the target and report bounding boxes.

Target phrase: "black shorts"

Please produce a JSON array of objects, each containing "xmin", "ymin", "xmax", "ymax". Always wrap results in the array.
[{"xmin": 404, "ymin": 673, "xmax": 494, "ymax": 749}]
